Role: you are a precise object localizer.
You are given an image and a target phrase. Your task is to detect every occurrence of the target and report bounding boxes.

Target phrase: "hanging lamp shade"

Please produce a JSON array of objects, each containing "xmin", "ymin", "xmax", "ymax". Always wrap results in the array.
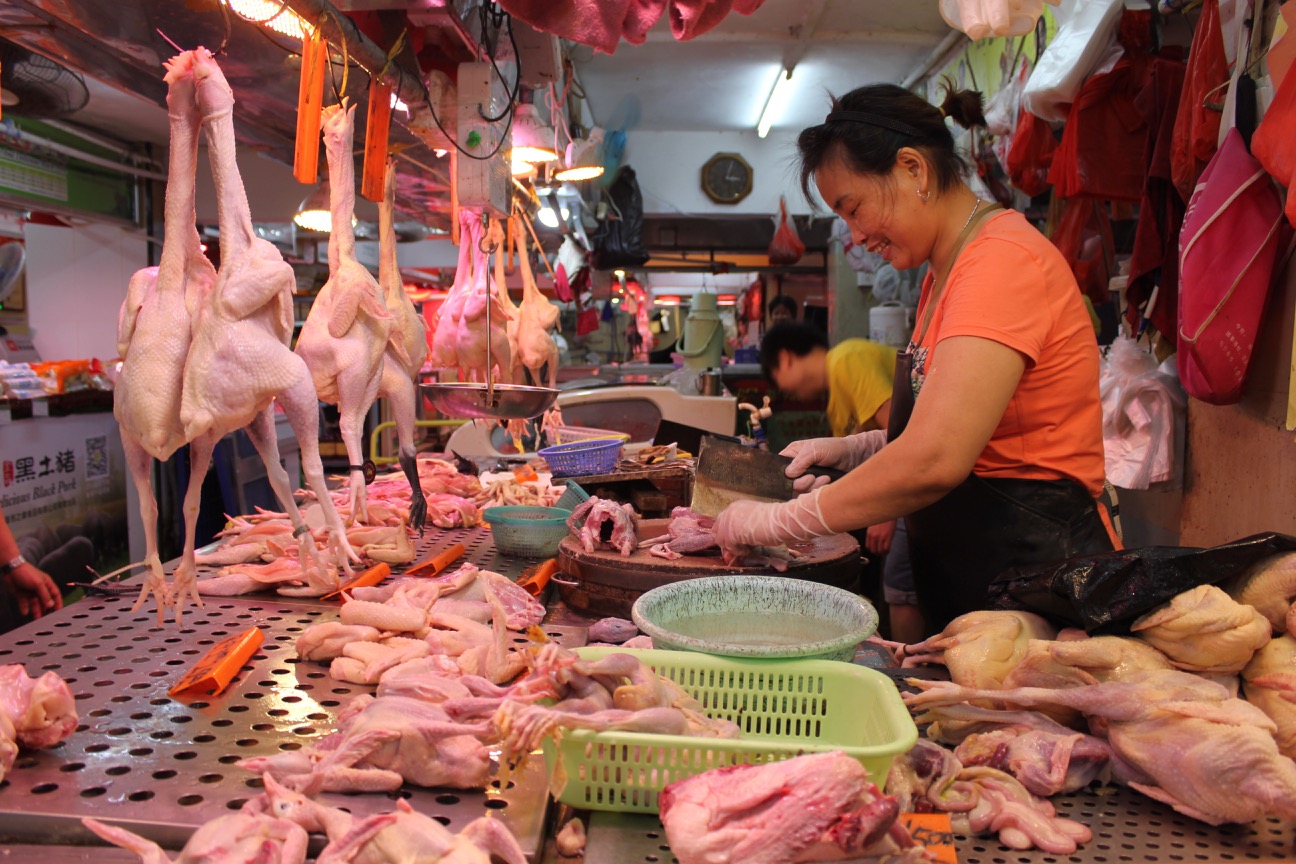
[
  {"xmin": 554, "ymin": 137, "xmax": 604, "ymax": 182},
  {"xmin": 510, "ymin": 103, "xmax": 558, "ymax": 165},
  {"xmin": 293, "ymin": 180, "xmax": 332, "ymax": 232}
]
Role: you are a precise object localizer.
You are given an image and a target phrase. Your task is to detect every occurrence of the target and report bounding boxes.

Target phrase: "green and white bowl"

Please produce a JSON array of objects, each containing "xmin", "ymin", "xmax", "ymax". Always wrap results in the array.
[{"xmin": 631, "ymin": 575, "xmax": 878, "ymax": 662}]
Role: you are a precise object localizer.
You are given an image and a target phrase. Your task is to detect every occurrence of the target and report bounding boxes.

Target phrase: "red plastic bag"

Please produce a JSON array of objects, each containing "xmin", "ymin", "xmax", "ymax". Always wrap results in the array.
[
  {"xmin": 1170, "ymin": 0, "xmax": 1227, "ymax": 204},
  {"xmin": 1048, "ymin": 56, "xmax": 1148, "ymax": 202},
  {"xmin": 1253, "ymin": 52, "xmax": 1296, "ymax": 229},
  {"xmin": 1051, "ymin": 198, "xmax": 1115, "ymax": 304},
  {"xmin": 768, "ymin": 197, "xmax": 805, "ymax": 266},
  {"xmin": 1178, "ymin": 128, "xmax": 1291, "ymax": 404},
  {"xmin": 1005, "ymin": 109, "xmax": 1056, "ymax": 197}
]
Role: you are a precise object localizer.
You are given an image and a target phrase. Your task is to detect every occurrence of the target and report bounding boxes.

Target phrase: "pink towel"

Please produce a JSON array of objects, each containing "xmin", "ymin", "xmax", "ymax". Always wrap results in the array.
[
  {"xmin": 670, "ymin": 0, "xmax": 766, "ymax": 41},
  {"xmin": 497, "ymin": 0, "xmax": 766, "ymax": 53}
]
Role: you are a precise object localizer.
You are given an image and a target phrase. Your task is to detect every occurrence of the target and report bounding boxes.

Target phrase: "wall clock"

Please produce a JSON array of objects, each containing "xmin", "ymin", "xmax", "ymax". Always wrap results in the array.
[{"xmin": 701, "ymin": 152, "xmax": 753, "ymax": 204}]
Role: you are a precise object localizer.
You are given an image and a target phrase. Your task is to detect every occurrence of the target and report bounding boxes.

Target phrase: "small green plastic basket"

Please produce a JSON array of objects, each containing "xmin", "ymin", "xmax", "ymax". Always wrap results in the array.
[
  {"xmin": 553, "ymin": 480, "xmax": 589, "ymax": 513},
  {"xmin": 482, "ymin": 506, "xmax": 572, "ymax": 558},
  {"xmin": 541, "ymin": 647, "xmax": 917, "ymax": 814}
]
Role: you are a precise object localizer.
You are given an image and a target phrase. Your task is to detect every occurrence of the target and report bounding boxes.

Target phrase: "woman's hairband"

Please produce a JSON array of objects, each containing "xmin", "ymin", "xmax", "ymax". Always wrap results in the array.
[{"xmin": 824, "ymin": 110, "xmax": 921, "ymax": 137}]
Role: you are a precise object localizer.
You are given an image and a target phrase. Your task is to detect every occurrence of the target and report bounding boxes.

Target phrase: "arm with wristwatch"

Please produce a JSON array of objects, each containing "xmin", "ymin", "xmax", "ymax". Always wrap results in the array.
[{"xmin": 0, "ymin": 502, "xmax": 62, "ymax": 623}]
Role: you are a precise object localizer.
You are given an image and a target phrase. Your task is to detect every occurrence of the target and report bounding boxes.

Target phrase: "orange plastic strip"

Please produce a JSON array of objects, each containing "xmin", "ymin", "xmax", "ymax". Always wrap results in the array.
[
  {"xmin": 361, "ymin": 78, "xmax": 393, "ymax": 203},
  {"xmin": 897, "ymin": 814, "xmax": 957, "ymax": 864},
  {"xmin": 169, "ymin": 626, "xmax": 265, "ymax": 698},
  {"xmin": 322, "ymin": 562, "xmax": 392, "ymax": 601},
  {"xmin": 293, "ymin": 29, "xmax": 326, "ymax": 184},
  {"xmin": 516, "ymin": 558, "xmax": 557, "ymax": 597},
  {"xmin": 405, "ymin": 543, "xmax": 465, "ymax": 578}
]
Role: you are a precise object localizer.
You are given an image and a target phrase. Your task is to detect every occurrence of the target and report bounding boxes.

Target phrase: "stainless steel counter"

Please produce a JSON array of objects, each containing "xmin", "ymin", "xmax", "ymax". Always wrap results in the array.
[{"xmin": 0, "ymin": 524, "xmax": 582, "ymax": 859}]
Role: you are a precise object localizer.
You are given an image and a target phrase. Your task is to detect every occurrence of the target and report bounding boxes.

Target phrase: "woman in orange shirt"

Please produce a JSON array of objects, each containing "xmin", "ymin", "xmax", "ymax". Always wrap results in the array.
[{"xmin": 715, "ymin": 84, "xmax": 1114, "ymax": 634}]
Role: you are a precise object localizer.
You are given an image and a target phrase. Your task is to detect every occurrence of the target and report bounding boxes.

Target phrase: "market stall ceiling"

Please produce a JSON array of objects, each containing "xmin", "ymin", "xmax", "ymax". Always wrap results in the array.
[
  {"xmin": 0, "ymin": 0, "xmax": 951, "ymax": 232},
  {"xmin": 573, "ymin": 0, "xmax": 950, "ymax": 132}
]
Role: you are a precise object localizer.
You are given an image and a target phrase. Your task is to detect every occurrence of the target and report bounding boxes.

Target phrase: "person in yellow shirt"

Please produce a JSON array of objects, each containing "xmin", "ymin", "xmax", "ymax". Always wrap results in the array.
[
  {"xmin": 760, "ymin": 323, "xmax": 894, "ymax": 435},
  {"xmin": 760, "ymin": 324, "xmax": 923, "ymax": 641}
]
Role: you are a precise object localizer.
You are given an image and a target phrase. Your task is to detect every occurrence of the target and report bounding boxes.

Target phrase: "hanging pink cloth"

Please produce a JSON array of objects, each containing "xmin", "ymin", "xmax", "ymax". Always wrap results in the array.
[{"xmin": 496, "ymin": 0, "xmax": 765, "ymax": 54}]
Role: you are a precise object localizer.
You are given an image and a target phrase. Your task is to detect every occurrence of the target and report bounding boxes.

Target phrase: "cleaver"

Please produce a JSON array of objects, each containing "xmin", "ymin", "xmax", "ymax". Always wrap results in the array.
[{"xmin": 689, "ymin": 436, "xmax": 846, "ymax": 517}]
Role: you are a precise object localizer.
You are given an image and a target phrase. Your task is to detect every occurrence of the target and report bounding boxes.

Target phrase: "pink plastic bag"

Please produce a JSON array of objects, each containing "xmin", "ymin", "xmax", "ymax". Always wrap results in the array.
[{"xmin": 1177, "ymin": 128, "xmax": 1291, "ymax": 404}]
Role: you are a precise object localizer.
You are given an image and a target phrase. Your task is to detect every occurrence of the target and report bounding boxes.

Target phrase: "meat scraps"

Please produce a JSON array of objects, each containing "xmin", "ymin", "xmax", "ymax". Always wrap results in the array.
[{"xmin": 566, "ymin": 497, "xmax": 639, "ymax": 556}]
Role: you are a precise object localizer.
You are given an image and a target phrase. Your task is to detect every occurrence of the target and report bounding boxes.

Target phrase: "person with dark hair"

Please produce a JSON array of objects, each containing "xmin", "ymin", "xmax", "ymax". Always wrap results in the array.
[
  {"xmin": 767, "ymin": 294, "xmax": 798, "ymax": 325},
  {"xmin": 716, "ymin": 83, "xmax": 1114, "ymax": 635},
  {"xmin": 759, "ymin": 323, "xmax": 893, "ymax": 436}
]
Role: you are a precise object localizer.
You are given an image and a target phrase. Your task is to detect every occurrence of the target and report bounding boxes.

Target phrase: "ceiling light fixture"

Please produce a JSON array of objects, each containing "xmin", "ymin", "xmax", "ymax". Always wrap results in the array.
[
  {"xmin": 223, "ymin": 0, "xmax": 313, "ymax": 40},
  {"xmin": 757, "ymin": 66, "xmax": 794, "ymax": 139},
  {"xmin": 554, "ymin": 137, "xmax": 604, "ymax": 182},
  {"xmin": 536, "ymin": 204, "xmax": 570, "ymax": 229}
]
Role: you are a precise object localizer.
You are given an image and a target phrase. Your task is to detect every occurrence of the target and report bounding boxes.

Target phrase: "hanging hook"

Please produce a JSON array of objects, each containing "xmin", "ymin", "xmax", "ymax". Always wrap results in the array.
[{"xmin": 478, "ymin": 212, "xmax": 499, "ymax": 254}]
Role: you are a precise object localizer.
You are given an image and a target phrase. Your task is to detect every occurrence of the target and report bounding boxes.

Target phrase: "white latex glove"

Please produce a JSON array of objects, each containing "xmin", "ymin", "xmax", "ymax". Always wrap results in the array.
[
  {"xmin": 781, "ymin": 430, "xmax": 887, "ymax": 492},
  {"xmin": 713, "ymin": 488, "xmax": 835, "ymax": 563}
]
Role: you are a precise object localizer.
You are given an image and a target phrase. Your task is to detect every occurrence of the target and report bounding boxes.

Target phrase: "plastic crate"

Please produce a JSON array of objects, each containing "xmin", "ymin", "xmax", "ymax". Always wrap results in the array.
[
  {"xmin": 482, "ymin": 506, "xmax": 572, "ymax": 558},
  {"xmin": 542, "ymin": 647, "xmax": 918, "ymax": 814},
  {"xmin": 537, "ymin": 439, "xmax": 624, "ymax": 477},
  {"xmin": 550, "ymin": 425, "xmax": 630, "ymax": 445},
  {"xmin": 553, "ymin": 480, "xmax": 589, "ymax": 513}
]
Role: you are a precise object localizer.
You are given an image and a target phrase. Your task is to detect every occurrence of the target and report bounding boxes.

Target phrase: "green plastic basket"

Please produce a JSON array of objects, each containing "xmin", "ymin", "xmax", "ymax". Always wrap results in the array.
[
  {"xmin": 553, "ymin": 480, "xmax": 589, "ymax": 513},
  {"xmin": 482, "ymin": 506, "xmax": 572, "ymax": 558},
  {"xmin": 541, "ymin": 647, "xmax": 917, "ymax": 814}
]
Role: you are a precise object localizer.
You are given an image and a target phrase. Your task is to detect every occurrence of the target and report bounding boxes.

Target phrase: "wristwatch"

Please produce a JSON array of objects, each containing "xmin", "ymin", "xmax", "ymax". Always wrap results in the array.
[{"xmin": 0, "ymin": 555, "xmax": 26, "ymax": 576}]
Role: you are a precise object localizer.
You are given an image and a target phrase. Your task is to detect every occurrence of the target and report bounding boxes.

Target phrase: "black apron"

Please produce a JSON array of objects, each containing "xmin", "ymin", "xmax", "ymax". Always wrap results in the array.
[{"xmin": 888, "ymin": 207, "xmax": 1113, "ymax": 631}]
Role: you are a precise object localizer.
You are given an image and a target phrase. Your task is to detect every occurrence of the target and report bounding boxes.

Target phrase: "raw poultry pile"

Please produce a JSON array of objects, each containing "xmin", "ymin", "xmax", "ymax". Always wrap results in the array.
[
  {"xmin": 472, "ymin": 470, "xmax": 565, "ymax": 509},
  {"xmin": 83, "ymin": 771, "xmax": 525, "ymax": 864},
  {"xmin": 881, "ymin": 559, "xmax": 1296, "ymax": 842},
  {"xmin": 0, "ymin": 665, "xmax": 77, "ymax": 783}
]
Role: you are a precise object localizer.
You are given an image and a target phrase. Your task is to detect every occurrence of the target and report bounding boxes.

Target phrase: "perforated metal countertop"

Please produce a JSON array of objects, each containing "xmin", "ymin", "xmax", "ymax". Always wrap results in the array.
[{"xmin": 0, "ymin": 522, "xmax": 582, "ymax": 859}]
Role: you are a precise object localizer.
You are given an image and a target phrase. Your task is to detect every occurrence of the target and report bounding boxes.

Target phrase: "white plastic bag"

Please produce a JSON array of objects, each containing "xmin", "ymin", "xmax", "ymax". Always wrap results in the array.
[
  {"xmin": 1022, "ymin": 0, "xmax": 1127, "ymax": 123},
  {"xmin": 1099, "ymin": 335, "xmax": 1187, "ymax": 490}
]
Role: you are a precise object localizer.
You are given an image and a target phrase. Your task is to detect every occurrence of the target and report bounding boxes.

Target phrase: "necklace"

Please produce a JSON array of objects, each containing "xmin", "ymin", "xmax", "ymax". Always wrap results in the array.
[
  {"xmin": 961, "ymin": 198, "xmax": 982, "ymax": 233},
  {"xmin": 913, "ymin": 197, "xmax": 991, "ymax": 345}
]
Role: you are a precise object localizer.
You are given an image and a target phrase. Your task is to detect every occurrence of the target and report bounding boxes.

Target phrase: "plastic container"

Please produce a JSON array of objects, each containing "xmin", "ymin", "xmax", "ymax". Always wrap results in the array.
[
  {"xmin": 553, "ymin": 480, "xmax": 590, "ymax": 513},
  {"xmin": 550, "ymin": 425, "xmax": 630, "ymax": 446},
  {"xmin": 537, "ymin": 439, "xmax": 624, "ymax": 477},
  {"xmin": 543, "ymin": 647, "xmax": 917, "ymax": 813},
  {"xmin": 631, "ymin": 575, "xmax": 878, "ymax": 663},
  {"xmin": 482, "ymin": 506, "xmax": 572, "ymax": 558}
]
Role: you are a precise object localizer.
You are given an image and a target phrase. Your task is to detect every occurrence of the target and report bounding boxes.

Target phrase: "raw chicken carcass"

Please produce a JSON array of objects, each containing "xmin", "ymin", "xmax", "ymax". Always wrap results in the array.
[
  {"xmin": 659, "ymin": 751, "xmax": 919, "ymax": 864},
  {"xmin": 954, "ymin": 726, "xmax": 1111, "ymax": 796},
  {"xmin": 374, "ymin": 157, "xmax": 429, "ymax": 533},
  {"xmin": 316, "ymin": 800, "xmax": 525, "ymax": 864},
  {"xmin": 238, "ymin": 694, "xmax": 493, "ymax": 792},
  {"xmin": 181, "ymin": 47, "xmax": 355, "ymax": 605},
  {"xmin": 426, "ymin": 212, "xmax": 474, "ymax": 370},
  {"xmin": 294, "ymin": 101, "xmax": 393, "ymax": 527},
  {"xmin": 1039, "ymin": 632, "xmax": 1175, "ymax": 683},
  {"xmin": 1131, "ymin": 584, "xmax": 1271, "ymax": 674},
  {"xmin": 902, "ymin": 610, "xmax": 1058, "ymax": 689},
  {"xmin": 82, "ymin": 811, "xmax": 308, "ymax": 864},
  {"xmin": 566, "ymin": 497, "xmax": 639, "ymax": 556},
  {"xmin": 456, "ymin": 218, "xmax": 514, "ymax": 383},
  {"xmin": 1241, "ymin": 634, "xmax": 1296, "ymax": 759},
  {"xmin": 905, "ymin": 669, "xmax": 1296, "ymax": 825},
  {"xmin": 114, "ymin": 51, "xmax": 217, "ymax": 618},
  {"xmin": 0, "ymin": 665, "xmax": 76, "ymax": 781},
  {"xmin": 1228, "ymin": 552, "xmax": 1296, "ymax": 636},
  {"xmin": 513, "ymin": 227, "xmax": 561, "ymax": 389}
]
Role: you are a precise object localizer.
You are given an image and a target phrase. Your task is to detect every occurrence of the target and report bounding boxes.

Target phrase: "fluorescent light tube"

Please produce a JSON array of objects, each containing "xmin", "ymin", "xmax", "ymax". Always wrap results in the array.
[{"xmin": 757, "ymin": 68, "xmax": 793, "ymax": 139}]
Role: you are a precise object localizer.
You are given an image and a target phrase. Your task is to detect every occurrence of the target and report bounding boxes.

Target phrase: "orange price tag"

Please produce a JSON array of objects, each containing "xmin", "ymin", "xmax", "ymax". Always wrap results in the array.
[
  {"xmin": 169, "ymin": 626, "xmax": 264, "ymax": 699},
  {"xmin": 898, "ymin": 813, "xmax": 958, "ymax": 864}
]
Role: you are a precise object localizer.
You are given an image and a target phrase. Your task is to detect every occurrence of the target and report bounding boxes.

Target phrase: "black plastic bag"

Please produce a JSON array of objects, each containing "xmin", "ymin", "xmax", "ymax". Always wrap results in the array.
[
  {"xmin": 590, "ymin": 166, "xmax": 650, "ymax": 270},
  {"xmin": 989, "ymin": 532, "xmax": 1296, "ymax": 634}
]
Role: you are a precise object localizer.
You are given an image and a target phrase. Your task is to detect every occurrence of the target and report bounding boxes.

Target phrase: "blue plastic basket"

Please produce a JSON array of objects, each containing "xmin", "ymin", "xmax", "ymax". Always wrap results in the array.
[
  {"xmin": 482, "ymin": 506, "xmax": 573, "ymax": 558},
  {"xmin": 537, "ymin": 439, "xmax": 624, "ymax": 477},
  {"xmin": 554, "ymin": 480, "xmax": 590, "ymax": 512}
]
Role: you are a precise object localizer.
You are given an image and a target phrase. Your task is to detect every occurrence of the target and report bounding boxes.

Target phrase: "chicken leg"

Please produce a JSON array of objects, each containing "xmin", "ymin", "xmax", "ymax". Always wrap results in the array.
[
  {"xmin": 296, "ymin": 102, "xmax": 392, "ymax": 526},
  {"xmin": 113, "ymin": 51, "xmax": 215, "ymax": 621},
  {"xmin": 375, "ymin": 157, "xmax": 428, "ymax": 532},
  {"xmin": 182, "ymin": 48, "xmax": 355, "ymax": 596}
]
